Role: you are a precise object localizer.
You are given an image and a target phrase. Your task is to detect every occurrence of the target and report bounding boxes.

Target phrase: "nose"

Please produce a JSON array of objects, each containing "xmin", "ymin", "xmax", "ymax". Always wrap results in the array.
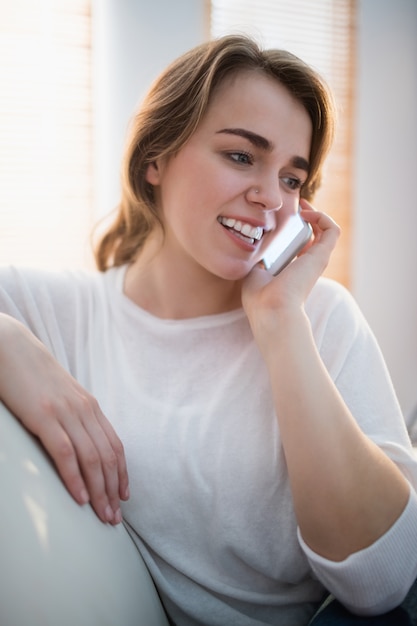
[{"xmin": 247, "ymin": 180, "xmax": 283, "ymax": 211}]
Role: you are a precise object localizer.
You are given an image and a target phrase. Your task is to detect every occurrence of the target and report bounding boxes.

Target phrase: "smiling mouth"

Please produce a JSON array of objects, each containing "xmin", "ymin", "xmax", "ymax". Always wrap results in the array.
[{"xmin": 217, "ymin": 216, "xmax": 264, "ymax": 244}]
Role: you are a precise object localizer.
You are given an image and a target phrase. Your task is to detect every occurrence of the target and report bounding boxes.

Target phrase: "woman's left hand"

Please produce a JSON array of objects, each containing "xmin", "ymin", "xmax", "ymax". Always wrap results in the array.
[{"xmin": 241, "ymin": 202, "xmax": 340, "ymax": 331}]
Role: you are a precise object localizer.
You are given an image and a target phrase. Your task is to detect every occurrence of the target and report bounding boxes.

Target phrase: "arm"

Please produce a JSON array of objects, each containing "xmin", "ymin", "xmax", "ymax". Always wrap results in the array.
[
  {"xmin": 0, "ymin": 312, "xmax": 129, "ymax": 524},
  {"xmin": 260, "ymin": 304, "xmax": 409, "ymax": 560},
  {"xmin": 242, "ymin": 205, "xmax": 410, "ymax": 562}
]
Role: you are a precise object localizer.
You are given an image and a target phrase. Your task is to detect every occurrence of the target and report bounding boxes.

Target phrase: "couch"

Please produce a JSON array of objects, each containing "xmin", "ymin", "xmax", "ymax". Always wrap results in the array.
[{"xmin": 0, "ymin": 401, "xmax": 169, "ymax": 626}]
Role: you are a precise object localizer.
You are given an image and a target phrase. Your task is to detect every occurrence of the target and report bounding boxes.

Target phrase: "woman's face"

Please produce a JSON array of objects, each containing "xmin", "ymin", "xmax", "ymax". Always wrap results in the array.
[{"xmin": 145, "ymin": 70, "xmax": 312, "ymax": 280}]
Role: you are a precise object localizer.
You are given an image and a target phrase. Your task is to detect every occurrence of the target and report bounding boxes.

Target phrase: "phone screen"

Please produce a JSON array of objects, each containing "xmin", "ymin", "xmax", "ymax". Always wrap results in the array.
[{"xmin": 262, "ymin": 210, "xmax": 312, "ymax": 276}]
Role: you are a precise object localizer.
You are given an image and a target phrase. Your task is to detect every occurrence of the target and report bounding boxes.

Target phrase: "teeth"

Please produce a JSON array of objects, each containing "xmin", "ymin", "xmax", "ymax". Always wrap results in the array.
[
  {"xmin": 218, "ymin": 217, "xmax": 263, "ymax": 241},
  {"xmin": 241, "ymin": 223, "xmax": 253, "ymax": 237}
]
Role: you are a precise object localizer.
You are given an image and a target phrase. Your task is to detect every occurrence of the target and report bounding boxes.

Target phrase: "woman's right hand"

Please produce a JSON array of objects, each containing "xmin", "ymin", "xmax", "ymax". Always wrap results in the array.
[{"xmin": 0, "ymin": 314, "xmax": 129, "ymax": 525}]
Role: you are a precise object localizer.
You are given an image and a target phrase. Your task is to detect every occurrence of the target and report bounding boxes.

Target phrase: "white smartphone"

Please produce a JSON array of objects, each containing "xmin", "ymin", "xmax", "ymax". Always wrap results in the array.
[{"xmin": 261, "ymin": 209, "xmax": 313, "ymax": 276}]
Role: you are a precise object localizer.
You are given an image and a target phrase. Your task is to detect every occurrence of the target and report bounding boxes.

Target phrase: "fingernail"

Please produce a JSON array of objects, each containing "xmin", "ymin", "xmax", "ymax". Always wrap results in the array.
[
  {"xmin": 114, "ymin": 508, "xmax": 122, "ymax": 524},
  {"xmin": 105, "ymin": 505, "xmax": 114, "ymax": 522},
  {"xmin": 124, "ymin": 486, "xmax": 130, "ymax": 500},
  {"xmin": 80, "ymin": 489, "xmax": 89, "ymax": 504}
]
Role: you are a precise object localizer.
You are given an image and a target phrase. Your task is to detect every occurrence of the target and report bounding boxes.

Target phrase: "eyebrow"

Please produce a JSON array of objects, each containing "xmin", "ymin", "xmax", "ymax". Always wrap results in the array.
[
  {"xmin": 217, "ymin": 127, "xmax": 273, "ymax": 151},
  {"xmin": 216, "ymin": 127, "xmax": 310, "ymax": 173}
]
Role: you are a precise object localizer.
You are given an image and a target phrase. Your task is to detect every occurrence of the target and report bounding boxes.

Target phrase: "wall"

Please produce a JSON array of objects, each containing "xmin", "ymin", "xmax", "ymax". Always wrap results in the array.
[
  {"xmin": 92, "ymin": 0, "xmax": 207, "ymax": 220},
  {"xmin": 352, "ymin": 0, "xmax": 417, "ymax": 418}
]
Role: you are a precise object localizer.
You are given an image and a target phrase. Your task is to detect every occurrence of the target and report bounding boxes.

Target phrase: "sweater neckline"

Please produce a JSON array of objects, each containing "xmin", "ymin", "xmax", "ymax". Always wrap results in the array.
[{"xmin": 109, "ymin": 265, "xmax": 247, "ymax": 330}]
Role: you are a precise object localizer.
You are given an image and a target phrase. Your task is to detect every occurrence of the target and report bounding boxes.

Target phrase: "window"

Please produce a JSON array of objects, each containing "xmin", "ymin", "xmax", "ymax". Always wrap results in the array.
[
  {"xmin": 0, "ymin": 1, "xmax": 355, "ymax": 284},
  {"xmin": 0, "ymin": 0, "xmax": 93, "ymax": 269},
  {"xmin": 209, "ymin": 0, "xmax": 356, "ymax": 287}
]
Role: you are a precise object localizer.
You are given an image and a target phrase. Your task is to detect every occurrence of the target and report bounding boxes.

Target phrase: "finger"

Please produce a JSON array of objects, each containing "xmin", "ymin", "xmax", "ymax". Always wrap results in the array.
[
  {"xmin": 96, "ymin": 411, "xmax": 130, "ymax": 502},
  {"xmin": 299, "ymin": 212, "xmax": 340, "ymax": 276},
  {"xmin": 62, "ymin": 398, "xmax": 123, "ymax": 525},
  {"xmin": 300, "ymin": 207, "xmax": 340, "ymax": 232},
  {"xmin": 79, "ymin": 408, "xmax": 126, "ymax": 524},
  {"xmin": 242, "ymin": 264, "xmax": 273, "ymax": 306},
  {"xmin": 300, "ymin": 210, "xmax": 340, "ymax": 248},
  {"xmin": 245, "ymin": 264, "xmax": 273, "ymax": 288},
  {"xmin": 38, "ymin": 419, "xmax": 91, "ymax": 508},
  {"xmin": 80, "ymin": 399, "xmax": 129, "ymax": 515},
  {"xmin": 66, "ymin": 419, "xmax": 117, "ymax": 524}
]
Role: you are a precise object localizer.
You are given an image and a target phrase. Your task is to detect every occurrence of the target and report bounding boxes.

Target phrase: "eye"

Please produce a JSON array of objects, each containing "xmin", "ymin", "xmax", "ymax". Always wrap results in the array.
[
  {"xmin": 227, "ymin": 151, "xmax": 254, "ymax": 165},
  {"xmin": 281, "ymin": 175, "xmax": 302, "ymax": 191}
]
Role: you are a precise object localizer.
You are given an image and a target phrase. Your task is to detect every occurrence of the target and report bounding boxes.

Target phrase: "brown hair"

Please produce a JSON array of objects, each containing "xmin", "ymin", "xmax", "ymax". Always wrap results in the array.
[{"xmin": 95, "ymin": 34, "xmax": 336, "ymax": 271}]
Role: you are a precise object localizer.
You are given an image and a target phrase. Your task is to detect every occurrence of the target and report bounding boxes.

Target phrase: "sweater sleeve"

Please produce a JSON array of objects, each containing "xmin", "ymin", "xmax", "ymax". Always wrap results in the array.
[
  {"xmin": 0, "ymin": 265, "xmax": 93, "ymax": 372},
  {"xmin": 301, "ymin": 279, "xmax": 417, "ymax": 614},
  {"xmin": 298, "ymin": 489, "xmax": 417, "ymax": 615}
]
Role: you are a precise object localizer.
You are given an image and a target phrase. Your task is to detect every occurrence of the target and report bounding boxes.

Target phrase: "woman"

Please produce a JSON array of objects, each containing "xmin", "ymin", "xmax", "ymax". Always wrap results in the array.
[{"xmin": 1, "ymin": 35, "xmax": 417, "ymax": 626}]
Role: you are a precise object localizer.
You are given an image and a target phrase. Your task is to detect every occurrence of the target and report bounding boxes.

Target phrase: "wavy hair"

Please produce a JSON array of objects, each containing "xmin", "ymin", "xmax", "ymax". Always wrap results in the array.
[{"xmin": 94, "ymin": 34, "xmax": 336, "ymax": 271}]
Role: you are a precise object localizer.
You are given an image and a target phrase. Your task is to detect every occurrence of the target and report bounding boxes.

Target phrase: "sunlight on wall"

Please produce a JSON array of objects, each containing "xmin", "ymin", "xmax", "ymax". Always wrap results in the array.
[{"xmin": 0, "ymin": 1, "xmax": 94, "ymax": 270}]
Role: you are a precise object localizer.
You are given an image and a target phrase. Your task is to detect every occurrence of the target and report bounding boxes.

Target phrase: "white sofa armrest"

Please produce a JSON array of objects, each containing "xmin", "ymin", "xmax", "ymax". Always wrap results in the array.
[{"xmin": 0, "ymin": 401, "xmax": 169, "ymax": 626}]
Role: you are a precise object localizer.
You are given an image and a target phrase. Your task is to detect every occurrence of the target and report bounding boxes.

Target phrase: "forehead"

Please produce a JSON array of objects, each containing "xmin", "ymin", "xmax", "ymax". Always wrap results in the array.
[
  {"xmin": 213, "ymin": 69, "xmax": 299, "ymax": 110},
  {"xmin": 201, "ymin": 70, "xmax": 312, "ymax": 151}
]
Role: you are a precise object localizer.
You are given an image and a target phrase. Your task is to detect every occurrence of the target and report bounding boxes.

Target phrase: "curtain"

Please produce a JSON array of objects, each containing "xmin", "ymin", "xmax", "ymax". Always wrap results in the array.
[{"xmin": 0, "ymin": 0, "xmax": 93, "ymax": 269}]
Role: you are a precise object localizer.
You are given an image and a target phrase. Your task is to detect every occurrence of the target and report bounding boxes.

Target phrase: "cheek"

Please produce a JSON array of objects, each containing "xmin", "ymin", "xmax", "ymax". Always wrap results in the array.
[
  {"xmin": 168, "ymin": 172, "xmax": 216, "ymax": 216},
  {"xmin": 160, "ymin": 150, "xmax": 241, "ymax": 223}
]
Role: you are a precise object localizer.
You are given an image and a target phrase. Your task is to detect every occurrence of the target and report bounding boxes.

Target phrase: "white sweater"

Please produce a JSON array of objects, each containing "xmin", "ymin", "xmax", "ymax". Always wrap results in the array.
[{"xmin": 1, "ymin": 265, "xmax": 417, "ymax": 626}]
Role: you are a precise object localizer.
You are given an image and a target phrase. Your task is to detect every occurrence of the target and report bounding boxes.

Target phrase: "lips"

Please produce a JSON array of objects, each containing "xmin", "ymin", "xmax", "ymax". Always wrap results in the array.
[{"xmin": 217, "ymin": 216, "xmax": 264, "ymax": 244}]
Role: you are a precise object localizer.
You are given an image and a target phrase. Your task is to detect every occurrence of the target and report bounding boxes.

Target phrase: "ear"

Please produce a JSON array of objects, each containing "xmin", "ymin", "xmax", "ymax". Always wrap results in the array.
[{"xmin": 145, "ymin": 160, "xmax": 161, "ymax": 186}]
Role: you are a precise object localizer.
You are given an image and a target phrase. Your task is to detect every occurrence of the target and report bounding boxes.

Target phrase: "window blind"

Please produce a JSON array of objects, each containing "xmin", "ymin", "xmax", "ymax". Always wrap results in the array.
[
  {"xmin": 210, "ymin": 0, "xmax": 356, "ymax": 287},
  {"xmin": 0, "ymin": 0, "xmax": 93, "ymax": 269}
]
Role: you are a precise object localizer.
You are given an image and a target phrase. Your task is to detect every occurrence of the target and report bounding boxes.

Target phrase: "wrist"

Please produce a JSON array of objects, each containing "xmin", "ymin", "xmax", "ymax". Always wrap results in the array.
[{"xmin": 249, "ymin": 305, "xmax": 310, "ymax": 354}]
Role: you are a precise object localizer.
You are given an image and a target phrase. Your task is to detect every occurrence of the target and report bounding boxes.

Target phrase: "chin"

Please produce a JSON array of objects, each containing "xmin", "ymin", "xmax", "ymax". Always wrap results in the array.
[{"xmin": 214, "ymin": 263, "xmax": 254, "ymax": 282}]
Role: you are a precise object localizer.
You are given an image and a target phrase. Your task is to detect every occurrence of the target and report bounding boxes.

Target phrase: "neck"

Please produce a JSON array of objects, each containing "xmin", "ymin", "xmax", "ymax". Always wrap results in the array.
[{"xmin": 124, "ymin": 236, "xmax": 243, "ymax": 320}]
